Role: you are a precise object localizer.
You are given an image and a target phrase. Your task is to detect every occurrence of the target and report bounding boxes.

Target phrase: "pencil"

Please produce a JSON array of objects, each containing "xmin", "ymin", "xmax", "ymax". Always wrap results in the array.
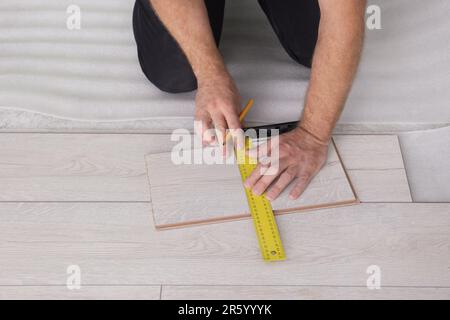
[
  {"xmin": 223, "ymin": 98, "xmax": 254, "ymax": 145},
  {"xmin": 239, "ymin": 98, "xmax": 254, "ymax": 122}
]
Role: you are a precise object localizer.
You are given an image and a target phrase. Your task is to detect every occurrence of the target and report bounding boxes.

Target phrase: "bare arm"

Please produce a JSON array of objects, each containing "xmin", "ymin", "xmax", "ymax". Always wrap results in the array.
[
  {"xmin": 300, "ymin": 0, "xmax": 366, "ymax": 143},
  {"xmin": 150, "ymin": 0, "xmax": 241, "ymax": 144},
  {"xmin": 150, "ymin": 0, "xmax": 366, "ymax": 201},
  {"xmin": 246, "ymin": 0, "xmax": 366, "ymax": 200}
]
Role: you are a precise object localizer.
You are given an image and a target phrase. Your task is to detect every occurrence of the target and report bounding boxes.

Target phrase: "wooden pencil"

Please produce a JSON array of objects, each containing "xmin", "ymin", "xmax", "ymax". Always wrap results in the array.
[{"xmin": 223, "ymin": 98, "xmax": 254, "ymax": 145}]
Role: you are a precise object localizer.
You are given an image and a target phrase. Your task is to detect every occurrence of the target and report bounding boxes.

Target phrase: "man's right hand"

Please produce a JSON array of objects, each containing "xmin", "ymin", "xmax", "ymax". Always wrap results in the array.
[
  {"xmin": 194, "ymin": 73, "xmax": 242, "ymax": 146},
  {"xmin": 148, "ymin": 0, "xmax": 242, "ymax": 146}
]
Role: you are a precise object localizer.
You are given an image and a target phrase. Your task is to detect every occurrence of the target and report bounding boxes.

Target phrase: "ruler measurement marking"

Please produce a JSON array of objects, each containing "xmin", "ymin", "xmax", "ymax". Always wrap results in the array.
[{"xmin": 236, "ymin": 138, "xmax": 286, "ymax": 262}]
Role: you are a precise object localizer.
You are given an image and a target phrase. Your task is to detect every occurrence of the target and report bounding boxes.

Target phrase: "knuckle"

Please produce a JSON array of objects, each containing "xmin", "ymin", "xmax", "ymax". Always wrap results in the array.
[
  {"xmin": 195, "ymin": 111, "xmax": 207, "ymax": 119},
  {"xmin": 293, "ymin": 182, "xmax": 303, "ymax": 190},
  {"xmin": 209, "ymin": 98, "xmax": 223, "ymax": 106},
  {"xmin": 258, "ymin": 180, "xmax": 269, "ymax": 189},
  {"xmin": 271, "ymin": 184, "xmax": 281, "ymax": 193},
  {"xmin": 279, "ymin": 144, "xmax": 290, "ymax": 154},
  {"xmin": 249, "ymin": 173, "xmax": 260, "ymax": 183},
  {"xmin": 297, "ymin": 174, "xmax": 310, "ymax": 182},
  {"xmin": 284, "ymin": 170, "xmax": 296, "ymax": 180}
]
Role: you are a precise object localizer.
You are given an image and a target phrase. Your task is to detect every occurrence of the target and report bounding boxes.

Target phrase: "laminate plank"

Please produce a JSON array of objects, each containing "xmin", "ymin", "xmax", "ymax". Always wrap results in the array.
[
  {"xmin": 0, "ymin": 134, "xmax": 409, "ymax": 203},
  {"xmin": 333, "ymin": 135, "xmax": 404, "ymax": 170},
  {"xmin": 146, "ymin": 142, "xmax": 357, "ymax": 228},
  {"xmin": 347, "ymin": 169, "xmax": 412, "ymax": 202},
  {"xmin": 161, "ymin": 285, "xmax": 450, "ymax": 300},
  {"xmin": 0, "ymin": 202, "xmax": 152, "ymax": 243},
  {"xmin": 334, "ymin": 135, "xmax": 412, "ymax": 202},
  {"xmin": 0, "ymin": 285, "xmax": 161, "ymax": 300},
  {"xmin": 0, "ymin": 133, "xmax": 175, "ymax": 201},
  {"xmin": 0, "ymin": 203, "xmax": 448, "ymax": 287}
]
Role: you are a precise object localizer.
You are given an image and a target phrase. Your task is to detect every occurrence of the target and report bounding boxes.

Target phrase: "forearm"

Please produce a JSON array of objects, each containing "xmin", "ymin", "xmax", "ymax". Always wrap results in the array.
[
  {"xmin": 300, "ymin": 0, "xmax": 366, "ymax": 143},
  {"xmin": 149, "ymin": 0, "xmax": 228, "ymax": 85}
]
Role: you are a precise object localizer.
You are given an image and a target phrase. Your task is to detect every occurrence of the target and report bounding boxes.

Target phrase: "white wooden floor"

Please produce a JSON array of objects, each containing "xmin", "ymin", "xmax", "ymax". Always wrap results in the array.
[{"xmin": 0, "ymin": 133, "xmax": 448, "ymax": 300}]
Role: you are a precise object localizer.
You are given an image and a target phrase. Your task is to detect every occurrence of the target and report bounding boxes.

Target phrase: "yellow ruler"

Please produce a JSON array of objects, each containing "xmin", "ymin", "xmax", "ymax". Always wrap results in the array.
[{"xmin": 236, "ymin": 138, "xmax": 286, "ymax": 262}]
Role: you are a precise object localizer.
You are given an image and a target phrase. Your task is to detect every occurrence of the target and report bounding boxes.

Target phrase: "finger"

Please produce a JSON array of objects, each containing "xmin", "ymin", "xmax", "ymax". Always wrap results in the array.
[
  {"xmin": 194, "ymin": 112, "xmax": 215, "ymax": 145},
  {"xmin": 210, "ymin": 112, "xmax": 227, "ymax": 146},
  {"xmin": 289, "ymin": 172, "xmax": 313, "ymax": 200},
  {"xmin": 247, "ymin": 146, "xmax": 258, "ymax": 159},
  {"xmin": 224, "ymin": 111, "xmax": 242, "ymax": 130},
  {"xmin": 228, "ymin": 128, "xmax": 245, "ymax": 151},
  {"xmin": 251, "ymin": 165, "xmax": 281, "ymax": 196},
  {"xmin": 233, "ymin": 128, "xmax": 246, "ymax": 151},
  {"xmin": 247, "ymin": 141, "xmax": 271, "ymax": 158},
  {"xmin": 221, "ymin": 128, "xmax": 245, "ymax": 159},
  {"xmin": 222, "ymin": 112, "xmax": 241, "ymax": 153},
  {"xmin": 247, "ymin": 141, "xmax": 272, "ymax": 163},
  {"xmin": 266, "ymin": 169, "xmax": 296, "ymax": 201},
  {"xmin": 266, "ymin": 135, "xmax": 281, "ymax": 166},
  {"xmin": 204, "ymin": 127, "xmax": 216, "ymax": 145},
  {"xmin": 244, "ymin": 163, "xmax": 269, "ymax": 189}
]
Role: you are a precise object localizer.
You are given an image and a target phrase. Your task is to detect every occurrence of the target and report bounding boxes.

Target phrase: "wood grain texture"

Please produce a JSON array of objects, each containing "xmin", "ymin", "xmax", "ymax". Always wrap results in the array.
[
  {"xmin": 333, "ymin": 135, "xmax": 405, "ymax": 170},
  {"xmin": 0, "ymin": 286, "xmax": 161, "ymax": 300},
  {"xmin": 146, "ymin": 148, "xmax": 248, "ymax": 228},
  {"xmin": 146, "ymin": 142, "xmax": 357, "ymax": 228},
  {"xmin": 161, "ymin": 285, "xmax": 450, "ymax": 300},
  {"xmin": 0, "ymin": 203, "xmax": 448, "ymax": 287},
  {"xmin": 0, "ymin": 133, "xmax": 176, "ymax": 201},
  {"xmin": 335, "ymin": 135, "xmax": 412, "ymax": 202},
  {"xmin": 0, "ymin": 133, "xmax": 410, "ymax": 203},
  {"xmin": 347, "ymin": 169, "xmax": 412, "ymax": 202}
]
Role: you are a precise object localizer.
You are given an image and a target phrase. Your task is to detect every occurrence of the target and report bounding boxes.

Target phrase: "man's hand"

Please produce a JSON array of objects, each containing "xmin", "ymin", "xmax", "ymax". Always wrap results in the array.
[
  {"xmin": 148, "ymin": 0, "xmax": 241, "ymax": 145},
  {"xmin": 244, "ymin": 127, "xmax": 329, "ymax": 201},
  {"xmin": 194, "ymin": 73, "xmax": 242, "ymax": 145},
  {"xmin": 244, "ymin": 0, "xmax": 365, "ymax": 200}
]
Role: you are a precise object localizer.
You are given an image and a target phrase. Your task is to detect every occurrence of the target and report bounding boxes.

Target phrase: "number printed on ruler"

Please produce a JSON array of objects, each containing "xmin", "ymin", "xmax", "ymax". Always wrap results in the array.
[{"xmin": 237, "ymin": 139, "xmax": 285, "ymax": 262}]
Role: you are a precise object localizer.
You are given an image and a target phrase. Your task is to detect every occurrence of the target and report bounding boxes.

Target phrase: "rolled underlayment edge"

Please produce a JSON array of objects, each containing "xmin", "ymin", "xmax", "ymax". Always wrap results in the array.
[{"xmin": 1, "ymin": 107, "xmax": 449, "ymax": 134}]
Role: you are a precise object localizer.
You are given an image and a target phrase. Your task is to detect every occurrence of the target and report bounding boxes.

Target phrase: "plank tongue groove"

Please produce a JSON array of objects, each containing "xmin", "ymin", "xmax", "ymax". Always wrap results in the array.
[{"xmin": 146, "ymin": 140, "xmax": 358, "ymax": 229}]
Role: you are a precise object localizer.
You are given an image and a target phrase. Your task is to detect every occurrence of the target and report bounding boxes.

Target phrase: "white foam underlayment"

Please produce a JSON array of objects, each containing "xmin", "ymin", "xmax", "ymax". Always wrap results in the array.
[
  {"xmin": 0, "ymin": 0, "xmax": 449, "ymax": 131},
  {"xmin": 0, "ymin": 0, "xmax": 449, "ymax": 201}
]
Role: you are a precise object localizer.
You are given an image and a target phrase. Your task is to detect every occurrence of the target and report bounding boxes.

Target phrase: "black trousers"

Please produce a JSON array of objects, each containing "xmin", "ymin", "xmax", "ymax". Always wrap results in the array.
[{"xmin": 133, "ymin": 0, "xmax": 320, "ymax": 93}]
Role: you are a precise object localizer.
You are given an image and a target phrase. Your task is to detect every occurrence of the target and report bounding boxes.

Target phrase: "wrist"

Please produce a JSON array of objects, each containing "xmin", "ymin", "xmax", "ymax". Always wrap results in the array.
[
  {"xmin": 196, "ymin": 61, "xmax": 230, "ymax": 89},
  {"xmin": 294, "ymin": 125, "xmax": 330, "ymax": 147},
  {"xmin": 198, "ymin": 73, "xmax": 231, "ymax": 90}
]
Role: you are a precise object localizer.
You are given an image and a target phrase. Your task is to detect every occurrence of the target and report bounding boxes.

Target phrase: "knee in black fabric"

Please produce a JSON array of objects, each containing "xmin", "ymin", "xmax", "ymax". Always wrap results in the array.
[
  {"xmin": 295, "ymin": 56, "xmax": 314, "ymax": 69},
  {"xmin": 136, "ymin": 47, "xmax": 198, "ymax": 94},
  {"xmin": 152, "ymin": 78, "xmax": 197, "ymax": 94},
  {"xmin": 140, "ymin": 61, "xmax": 198, "ymax": 94},
  {"xmin": 258, "ymin": 0, "xmax": 320, "ymax": 68},
  {"xmin": 135, "ymin": 43, "xmax": 198, "ymax": 93},
  {"xmin": 132, "ymin": 0, "xmax": 198, "ymax": 93}
]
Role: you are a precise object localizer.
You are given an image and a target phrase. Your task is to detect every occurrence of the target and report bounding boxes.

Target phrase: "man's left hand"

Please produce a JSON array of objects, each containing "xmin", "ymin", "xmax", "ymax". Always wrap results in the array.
[{"xmin": 244, "ymin": 127, "xmax": 329, "ymax": 201}]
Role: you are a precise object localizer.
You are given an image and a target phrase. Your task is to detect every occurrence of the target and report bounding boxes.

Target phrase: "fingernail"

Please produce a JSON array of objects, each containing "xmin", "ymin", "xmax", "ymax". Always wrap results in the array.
[
  {"xmin": 266, "ymin": 194, "xmax": 274, "ymax": 201},
  {"xmin": 253, "ymin": 188, "xmax": 262, "ymax": 195}
]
